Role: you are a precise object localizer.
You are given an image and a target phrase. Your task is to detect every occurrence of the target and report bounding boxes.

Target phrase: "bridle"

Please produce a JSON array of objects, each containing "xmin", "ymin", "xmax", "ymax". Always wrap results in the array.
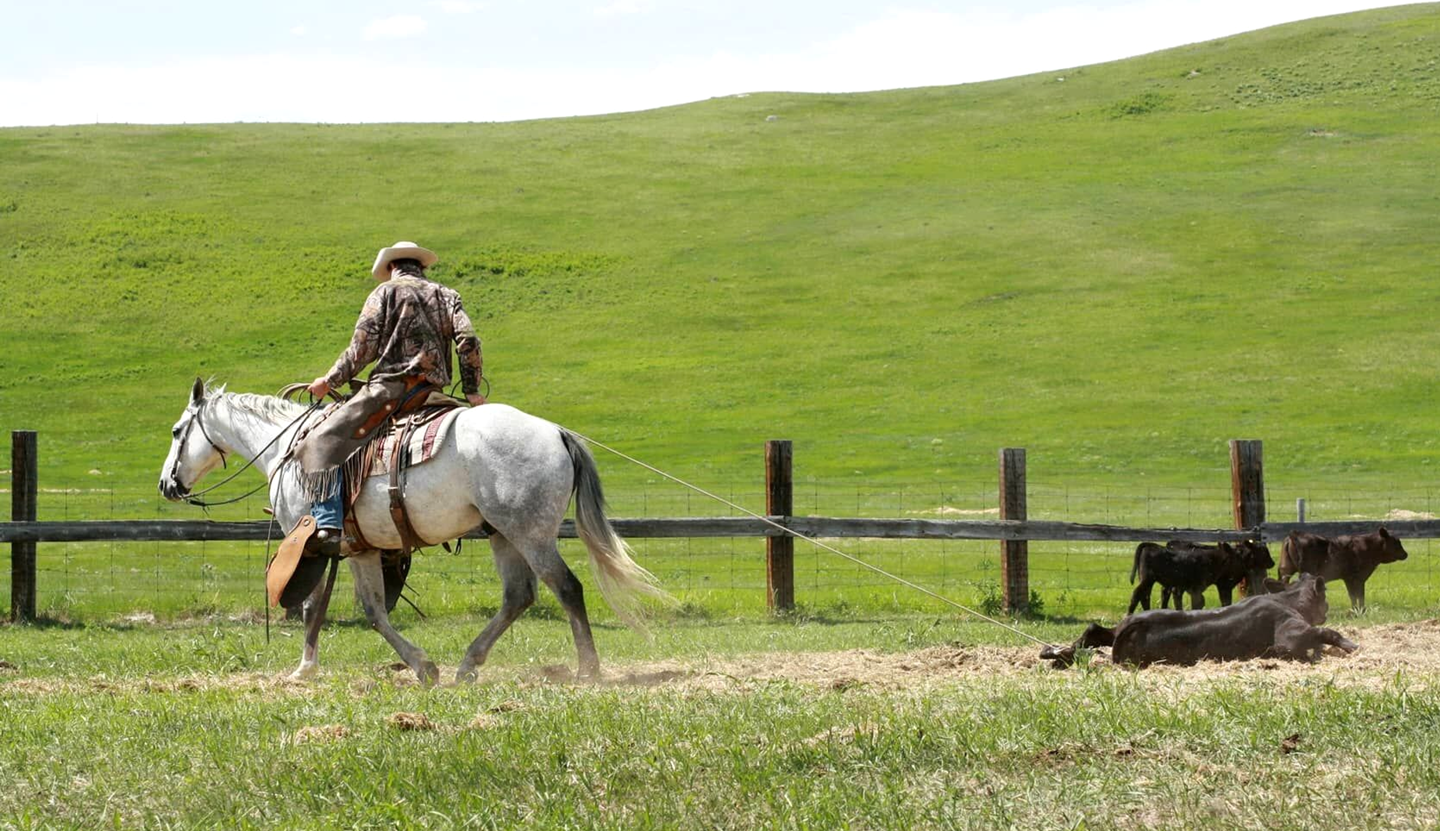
[
  {"xmin": 186, "ymin": 398, "xmax": 229, "ymax": 468},
  {"xmin": 169, "ymin": 395, "xmax": 323, "ymax": 508}
]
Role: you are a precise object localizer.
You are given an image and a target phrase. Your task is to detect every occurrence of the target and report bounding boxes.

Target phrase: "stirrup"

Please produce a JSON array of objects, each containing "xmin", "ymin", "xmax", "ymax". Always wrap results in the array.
[{"xmin": 306, "ymin": 527, "xmax": 343, "ymax": 558}]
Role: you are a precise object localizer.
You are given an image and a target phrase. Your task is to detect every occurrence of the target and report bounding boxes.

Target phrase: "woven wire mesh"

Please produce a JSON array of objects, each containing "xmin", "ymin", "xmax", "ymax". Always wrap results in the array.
[{"xmin": 4, "ymin": 468, "xmax": 1435, "ymax": 623}]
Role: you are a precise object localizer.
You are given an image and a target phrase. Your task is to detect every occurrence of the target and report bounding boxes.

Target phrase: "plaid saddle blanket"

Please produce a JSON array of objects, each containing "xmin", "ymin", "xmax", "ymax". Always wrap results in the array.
[{"xmin": 361, "ymin": 407, "xmax": 465, "ymax": 476}]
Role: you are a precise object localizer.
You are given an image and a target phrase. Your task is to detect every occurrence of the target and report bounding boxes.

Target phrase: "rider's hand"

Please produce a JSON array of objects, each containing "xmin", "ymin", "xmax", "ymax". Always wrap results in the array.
[
  {"xmin": 466, "ymin": 393, "xmax": 486, "ymax": 406},
  {"xmin": 308, "ymin": 377, "xmax": 331, "ymax": 398}
]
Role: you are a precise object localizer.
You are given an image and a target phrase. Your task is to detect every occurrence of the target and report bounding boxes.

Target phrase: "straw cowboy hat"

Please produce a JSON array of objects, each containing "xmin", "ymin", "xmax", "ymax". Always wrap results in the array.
[{"xmin": 371, "ymin": 241, "xmax": 438, "ymax": 281}]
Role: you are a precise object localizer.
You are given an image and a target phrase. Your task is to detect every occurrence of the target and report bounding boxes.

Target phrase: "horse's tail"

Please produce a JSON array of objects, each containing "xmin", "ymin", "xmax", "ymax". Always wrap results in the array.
[{"xmin": 560, "ymin": 430, "xmax": 675, "ymax": 627}]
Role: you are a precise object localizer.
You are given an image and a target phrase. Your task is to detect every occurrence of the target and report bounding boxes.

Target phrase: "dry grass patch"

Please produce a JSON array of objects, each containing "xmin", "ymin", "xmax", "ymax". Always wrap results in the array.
[
  {"xmin": 291, "ymin": 724, "xmax": 350, "ymax": 745},
  {"xmin": 387, "ymin": 711, "xmax": 438, "ymax": 731}
]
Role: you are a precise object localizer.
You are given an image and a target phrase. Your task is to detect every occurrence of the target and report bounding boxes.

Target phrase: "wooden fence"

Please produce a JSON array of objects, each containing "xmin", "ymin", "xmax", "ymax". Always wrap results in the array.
[{"xmin": 7, "ymin": 431, "xmax": 1440, "ymax": 621}]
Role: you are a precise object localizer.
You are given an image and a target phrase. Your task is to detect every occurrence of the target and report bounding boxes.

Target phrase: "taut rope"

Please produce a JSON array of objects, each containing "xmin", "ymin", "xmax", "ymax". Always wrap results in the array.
[{"xmin": 564, "ymin": 430, "xmax": 1056, "ymax": 649}]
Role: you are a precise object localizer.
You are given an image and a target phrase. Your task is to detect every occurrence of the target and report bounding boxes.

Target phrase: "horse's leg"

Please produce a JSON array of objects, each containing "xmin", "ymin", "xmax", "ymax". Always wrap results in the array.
[
  {"xmin": 516, "ymin": 537, "xmax": 600, "ymax": 679},
  {"xmin": 291, "ymin": 559, "xmax": 338, "ymax": 680},
  {"xmin": 456, "ymin": 533, "xmax": 538, "ymax": 683},
  {"xmin": 348, "ymin": 551, "xmax": 439, "ymax": 686}
]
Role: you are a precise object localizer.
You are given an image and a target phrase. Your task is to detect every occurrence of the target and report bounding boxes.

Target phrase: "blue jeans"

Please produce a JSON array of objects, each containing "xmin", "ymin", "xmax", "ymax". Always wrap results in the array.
[{"xmin": 311, "ymin": 489, "xmax": 343, "ymax": 530}]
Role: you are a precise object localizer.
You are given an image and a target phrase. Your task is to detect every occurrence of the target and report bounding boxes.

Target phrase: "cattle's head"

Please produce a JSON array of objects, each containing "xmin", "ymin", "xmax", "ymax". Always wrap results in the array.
[
  {"xmin": 1238, "ymin": 540, "xmax": 1276, "ymax": 570},
  {"xmin": 1236, "ymin": 540, "xmax": 1275, "ymax": 595},
  {"xmin": 1040, "ymin": 623, "xmax": 1115, "ymax": 669},
  {"xmin": 1292, "ymin": 574, "xmax": 1329, "ymax": 626},
  {"xmin": 1374, "ymin": 526, "xmax": 1409, "ymax": 563}
]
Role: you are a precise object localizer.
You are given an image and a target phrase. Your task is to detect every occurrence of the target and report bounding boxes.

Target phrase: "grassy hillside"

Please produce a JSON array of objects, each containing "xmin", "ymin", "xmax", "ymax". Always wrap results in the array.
[{"xmin": 3, "ymin": 4, "xmax": 1440, "ymax": 506}]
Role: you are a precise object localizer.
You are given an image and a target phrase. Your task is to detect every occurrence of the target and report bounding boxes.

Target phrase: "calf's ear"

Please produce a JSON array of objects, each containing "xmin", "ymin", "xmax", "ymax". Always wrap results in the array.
[{"xmin": 1378, "ymin": 526, "xmax": 1390, "ymax": 538}]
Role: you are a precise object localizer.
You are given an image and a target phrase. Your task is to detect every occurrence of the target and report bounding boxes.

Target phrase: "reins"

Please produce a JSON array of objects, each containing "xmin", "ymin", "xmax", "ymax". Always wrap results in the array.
[
  {"xmin": 564, "ymin": 430, "xmax": 1058, "ymax": 649},
  {"xmin": 180, "ymin": 397, "xmax": 326, "ymax": 509}
]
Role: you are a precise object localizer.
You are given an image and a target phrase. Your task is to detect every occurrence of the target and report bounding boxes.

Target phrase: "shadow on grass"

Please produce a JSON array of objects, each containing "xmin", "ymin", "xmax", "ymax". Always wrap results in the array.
[{"xmin": 1, "ymin": 616, "xmax": 87, "ymax": 630}]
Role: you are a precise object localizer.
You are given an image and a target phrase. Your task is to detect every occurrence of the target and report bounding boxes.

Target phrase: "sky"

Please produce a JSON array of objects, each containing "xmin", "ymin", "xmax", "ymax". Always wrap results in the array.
[{"xmin": 0, "ymin": 0, "xmax": 1414, "ymax": 127}]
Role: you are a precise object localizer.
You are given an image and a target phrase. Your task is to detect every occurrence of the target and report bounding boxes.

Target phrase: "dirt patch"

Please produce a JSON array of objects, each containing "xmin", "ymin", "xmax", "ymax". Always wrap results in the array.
[
  {"xmin": 5, "ymin": 621, "xmax": 1440, "ymax": 698},
  {"xmin": 467, "ymin": 713, "xmax": 502, "ymax": 730},
  {"xmin": 577, "ymin": 620, "xmax": 1440, "ymax": 692},
  {"xmin": 1385, "ymin": 508, "xmax": 1436, "ymax": 521},
  {"xmin": 907, "ymin": 506, "xmax": 1000, "ymax": 517},
  {"xmin": 0, "ymin": 671, "xmax": 314, "ymax": 697},
  {"xmin": 387, "ymin": 712, "xmax": 437, "ymax": 731}
]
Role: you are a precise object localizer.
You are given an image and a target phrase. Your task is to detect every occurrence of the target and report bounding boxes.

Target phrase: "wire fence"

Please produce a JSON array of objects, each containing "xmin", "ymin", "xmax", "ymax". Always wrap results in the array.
[{"xmin": 5, "ymin": 470, "xmax": 1437, "ymax": 623}]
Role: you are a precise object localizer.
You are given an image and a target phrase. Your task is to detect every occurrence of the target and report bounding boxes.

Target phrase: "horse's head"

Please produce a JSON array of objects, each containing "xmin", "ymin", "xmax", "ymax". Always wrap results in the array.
[{"xmin": 158, "ymin": 377, "xmax": 226, "ymax": 501}]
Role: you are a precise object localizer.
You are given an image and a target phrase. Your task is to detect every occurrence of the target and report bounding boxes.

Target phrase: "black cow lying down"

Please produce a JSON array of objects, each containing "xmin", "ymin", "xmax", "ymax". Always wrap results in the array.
[{"xmin": 1042, "ymin": 575, "xmax": 1358, "ymax": 668}]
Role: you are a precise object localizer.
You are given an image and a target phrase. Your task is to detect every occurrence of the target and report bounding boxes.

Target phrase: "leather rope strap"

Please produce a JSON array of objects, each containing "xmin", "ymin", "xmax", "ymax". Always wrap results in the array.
[{"xmin": 387, "ymin": 415, "xmax": 431, "ymax": 555}]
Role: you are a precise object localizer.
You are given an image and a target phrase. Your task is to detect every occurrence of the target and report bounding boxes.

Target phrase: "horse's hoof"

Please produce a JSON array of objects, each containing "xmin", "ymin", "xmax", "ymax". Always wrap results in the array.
[
  {"xmin": 418, "ymin": 661, "xmax": 440, "ymax": 687},
  {"xmin": 456, "ymin": 665, "xmax": 479, "ymax": 684},
  {"xmin": 289, "ymin": 664, "xmax": 319, "ymax": 681},
  {"xmin": 577, "ymin": 663, "xmax": 601, "ymax": 681}
]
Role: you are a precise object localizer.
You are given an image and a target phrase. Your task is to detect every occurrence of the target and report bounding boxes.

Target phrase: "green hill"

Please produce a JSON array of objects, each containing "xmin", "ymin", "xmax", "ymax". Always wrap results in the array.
[{"xmin": 3, "ymin": 4, "xmax": 1440, "ymax": 505}]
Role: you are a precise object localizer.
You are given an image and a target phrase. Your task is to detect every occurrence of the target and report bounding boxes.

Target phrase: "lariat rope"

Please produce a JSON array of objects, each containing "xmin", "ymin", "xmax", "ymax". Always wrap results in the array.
[
  {"xmin": 564, "ymin": 430, "xmax": 1056, "ymax": 649},
  {"xmin": 175, "ymin": 388, "xmax": 1055, "ymax": 648}
]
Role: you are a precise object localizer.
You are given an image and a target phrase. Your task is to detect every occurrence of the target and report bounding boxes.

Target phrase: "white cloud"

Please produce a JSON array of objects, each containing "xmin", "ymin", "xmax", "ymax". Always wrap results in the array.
[
  {"xmin": 434, "ymin": 1, "xmax": 485, "ymax": 12},
  {"xmin": 289, "ymin": 25, "xmax": 308, "ymax": 36},
  {"xmin": 362, "ymin": 15, "xmax": 428, "ymax": 41},
  {"xmin": 0, "ymin": 0, "xmax": 1405, "ymax": 127},
  {"xmin": 0, "ymin": 55, "xmax": 641, "ymax": 126},
  {"xmin": 594, "ymin": 0, "xmax": 648, "ymax": 17}
]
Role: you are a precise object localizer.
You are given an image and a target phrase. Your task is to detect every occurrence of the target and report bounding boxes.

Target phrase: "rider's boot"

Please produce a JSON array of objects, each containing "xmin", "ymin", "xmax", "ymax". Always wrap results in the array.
[
  {"xmin": 307, "ymin": 488, "xmax": 345, "ymax": 558},
  {"xmin": 306, "ymin": 528, "xmax": 342, "ymax": 557}
]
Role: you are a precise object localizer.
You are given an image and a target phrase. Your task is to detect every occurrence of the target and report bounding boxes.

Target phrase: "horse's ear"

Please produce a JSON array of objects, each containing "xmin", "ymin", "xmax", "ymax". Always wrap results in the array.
[{"xmin": 191, "ymin": 377, "xmax": 204, "ymax": 403}]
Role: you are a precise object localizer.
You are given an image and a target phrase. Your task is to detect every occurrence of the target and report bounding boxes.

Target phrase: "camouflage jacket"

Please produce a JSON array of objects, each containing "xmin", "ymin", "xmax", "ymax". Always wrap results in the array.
[{"xmin": 323, "ymin": 275, "xmax": 483, "ymax": 394}]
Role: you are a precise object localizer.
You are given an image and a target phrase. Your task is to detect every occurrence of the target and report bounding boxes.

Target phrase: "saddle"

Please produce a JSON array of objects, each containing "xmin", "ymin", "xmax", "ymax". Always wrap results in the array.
[
  {"xmin": 344, "ymin": 390, "xmax": 467, "ymax": 557},
  {"xmin": 267, "ymin": 381, "xmax": 466, "ymax": 610}
]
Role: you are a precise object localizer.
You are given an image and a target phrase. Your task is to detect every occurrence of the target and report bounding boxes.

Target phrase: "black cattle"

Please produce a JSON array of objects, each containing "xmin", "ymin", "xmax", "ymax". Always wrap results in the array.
[
  {"xmin": 1129, "ymin": 540, "xmax": 1274, "ymax": 614},
  {"xmin": 1043, "ymin": 574, "xmax": 1356, "ymax": 668},
  {"xmin": 1279, "ymin": 527, "xmax": 1409, "ymax": 611}
]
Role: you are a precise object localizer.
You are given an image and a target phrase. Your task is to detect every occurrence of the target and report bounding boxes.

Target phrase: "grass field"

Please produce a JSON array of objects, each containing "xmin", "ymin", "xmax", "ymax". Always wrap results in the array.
[
  {"xmin": 5, "ymin": 5, "xmax": 1440, "ymax": 619},
  {"xmin": 3, "ymin": 615, "xmax": 1440, "ymax": 829},
  {"xmin": 3, "ymin": 5, "xmax": 1440, "ymax": 497},
  {"xmin": 6, "ymin": 8, "xmax": 1440, "ymax": 827}
]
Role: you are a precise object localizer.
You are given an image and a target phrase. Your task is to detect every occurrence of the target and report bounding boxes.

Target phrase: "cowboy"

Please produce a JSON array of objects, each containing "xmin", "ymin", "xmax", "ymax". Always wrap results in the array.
[{"xmin": 295, "ymin": 241, "xmax": 485, "ymax": 555}]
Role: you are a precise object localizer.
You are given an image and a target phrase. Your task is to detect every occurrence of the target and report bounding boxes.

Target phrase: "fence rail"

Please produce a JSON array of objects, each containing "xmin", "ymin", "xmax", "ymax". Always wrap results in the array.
[
  {"xmin": 6, "ymin": 517, "xmax": 1440, "ymax": 545},
  {"xmin": 7, "ymin": 430, "xmax": 1437, "ymax": 621}
]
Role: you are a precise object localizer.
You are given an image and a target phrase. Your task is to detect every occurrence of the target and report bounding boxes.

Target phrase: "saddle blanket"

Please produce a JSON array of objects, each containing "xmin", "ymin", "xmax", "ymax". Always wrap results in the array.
[{"xmin": 363, "ymin": 407, "xmax": 464, "ymax": 476}]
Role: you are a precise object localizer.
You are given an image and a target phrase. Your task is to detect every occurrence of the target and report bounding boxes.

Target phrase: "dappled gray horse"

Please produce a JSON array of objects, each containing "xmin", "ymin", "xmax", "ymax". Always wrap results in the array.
[{"xmin": 159, "ymin": 378, "xmax": 668, "ymax": 684}]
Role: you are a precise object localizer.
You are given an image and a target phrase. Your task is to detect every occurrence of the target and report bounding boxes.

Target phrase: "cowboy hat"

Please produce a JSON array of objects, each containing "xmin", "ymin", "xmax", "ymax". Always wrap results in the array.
[{"xmin": 371, "ymin": 241, "xmax": 438, "ymax": 281}]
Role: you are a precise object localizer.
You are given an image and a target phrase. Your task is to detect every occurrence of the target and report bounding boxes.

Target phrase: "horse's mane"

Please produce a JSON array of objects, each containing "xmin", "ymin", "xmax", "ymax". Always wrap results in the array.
[{"xmin": 205, "ymin": 383, "xmax": 307, "ymax": 423}]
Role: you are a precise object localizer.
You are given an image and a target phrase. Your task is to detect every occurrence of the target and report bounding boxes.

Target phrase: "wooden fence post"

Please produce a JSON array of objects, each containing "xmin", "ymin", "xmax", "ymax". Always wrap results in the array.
[
  {"xmin": 765, "ymin": 440, "xmax": 794, "ymax": 613},
  {"xmin": 1229, "ymin": 440, "xmax": 1265, "ymax": 532},
  {"xmin": 999, "ymin": 447, "xmax": 1028, "ymax": 614},
  {"xmin": 11, "ymin": 430, "xmax": 37, "ymax": 623}
]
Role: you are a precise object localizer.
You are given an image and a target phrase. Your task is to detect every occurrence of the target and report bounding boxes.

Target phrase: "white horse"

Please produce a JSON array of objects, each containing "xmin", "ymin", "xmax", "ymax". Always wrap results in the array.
[{"xmin": 158, "ymin": 378, "xmax": 667, "ymax": 684}]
